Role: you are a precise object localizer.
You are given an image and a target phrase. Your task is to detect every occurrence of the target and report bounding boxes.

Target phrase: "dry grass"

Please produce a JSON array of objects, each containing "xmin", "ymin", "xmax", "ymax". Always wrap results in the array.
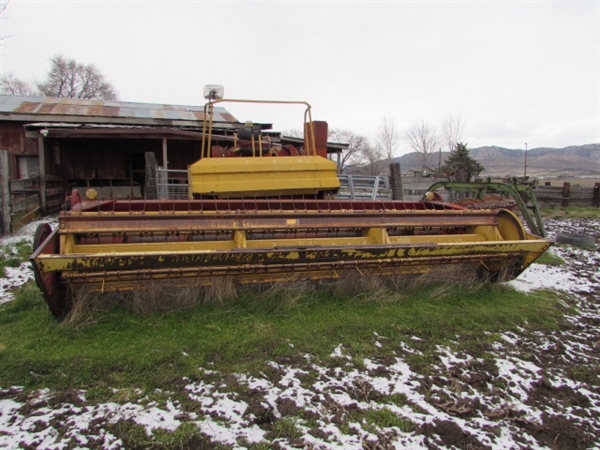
[
  {"xmin": 332, "ymin": 271, "xmax": 399, "ymax": 305},
  {"xmin": 60, "ymin": 263, "xmax": 494, "ymax": 326},
  {"xmin": 200, "ymin": 278, "xmax": 238, "ymax": 306},
  {"xmin": 63, "ymin": 280, "xmax": 204, "ymax": 326},
  {"xmin": 254, "ymin": 279, "xmax": 316, "ymax": 311},
  {"xmin": 62, "ymin": 286, "xmax": 117, "ymax": 328},
  {"xmin": 331, "ymin": 264, "xmax": 484, "ymax": 304},
  {"xmin": 128, "ymin": 280, "xmax": 202, "ymax": 314}
]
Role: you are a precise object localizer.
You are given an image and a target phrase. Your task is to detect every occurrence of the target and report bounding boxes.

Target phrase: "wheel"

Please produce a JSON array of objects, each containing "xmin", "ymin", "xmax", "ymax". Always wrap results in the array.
[
  {"xmin": 33, "ymin": 223, "xmax": 52, "ymax": 250},
  {"xmin": 497, "ymin": 209, "xmax": 526, "ymax": 241},
  {"xmin": 32, "ymin": 223, "xmax": 68, "ymax": 317},
  {"xmin": 32, "ymin": 223, "xmax": 54, "ymax": 291},
  {"xmin": 556, "ymin": 233, "xmax": 595, "ymax": 249}
]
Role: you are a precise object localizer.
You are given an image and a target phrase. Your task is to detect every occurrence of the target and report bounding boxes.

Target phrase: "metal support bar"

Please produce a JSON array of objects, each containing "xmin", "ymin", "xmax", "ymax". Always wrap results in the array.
[{"xmin": 425, "ymin": 181, "xmax": 547, "ymax": 237}]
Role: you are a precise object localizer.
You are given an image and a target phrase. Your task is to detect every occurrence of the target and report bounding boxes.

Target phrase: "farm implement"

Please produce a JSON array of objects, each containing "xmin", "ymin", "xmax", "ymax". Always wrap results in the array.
[{"xmin": 30, "ymin": 91, "xmax": 551, "ymax": 317}]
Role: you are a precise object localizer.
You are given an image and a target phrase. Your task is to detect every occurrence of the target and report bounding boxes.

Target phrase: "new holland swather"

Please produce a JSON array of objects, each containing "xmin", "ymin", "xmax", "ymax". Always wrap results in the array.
[{"xmin": 31, "ymin": 86, "xmax": 550, "ymax": 317}]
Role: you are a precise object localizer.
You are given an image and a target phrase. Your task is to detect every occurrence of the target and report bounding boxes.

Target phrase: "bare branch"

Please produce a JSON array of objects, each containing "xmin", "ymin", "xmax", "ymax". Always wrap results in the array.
[
  {"xmin": 37, "ymin": 54, "xmax": 118, "ymax": 100},
  {"xmin": 0, "ymin": 72, "xmax": 36, "ymax": 95},
  {"xmin": 405, "ymin": 119, "xmax": 440, "ymax": 171},
  {"xmin": 441, "ymin": 113, "xmax": 466, "ymax": 152},
  {"xmin": 329, "ymin": 128, "xmax": 373, "ymax": 173},
  {"xmin": 377, "ymin": 116, "xmax": 399, "ymax": 161},
  {"xmin": 1, "ymin": 1, "xmax": 10, "ymax": 43}
]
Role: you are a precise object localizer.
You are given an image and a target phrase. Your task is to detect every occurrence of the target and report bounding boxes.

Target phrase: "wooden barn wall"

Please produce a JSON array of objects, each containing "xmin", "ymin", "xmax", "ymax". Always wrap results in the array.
[
  {"xmin": 0, "ymin": 123, "xmax": 38, "ymax": 180},
  {"xmin": 56, "ymin": 138, "xmax": 200, "ymax": 180},
  {"xmin": 0, "ymin": 123, "xmax": 36, "ymax": 155},
  {"xmin": 1, "ymin": 121, "xmax": 202, "ymax": 187},
  {"xmin": 57, "ymin": 138, "xmax": 160, "ymax": 180},
  {"xmin": 166, "ymin": 140, "xmax": 201, "ymax": 170}
]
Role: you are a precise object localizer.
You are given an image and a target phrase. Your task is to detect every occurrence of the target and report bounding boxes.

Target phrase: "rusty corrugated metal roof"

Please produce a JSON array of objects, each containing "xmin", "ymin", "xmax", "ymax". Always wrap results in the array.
[{"xmin": 0, "ymin": 95, "xmax": 237, "ymax": 125}]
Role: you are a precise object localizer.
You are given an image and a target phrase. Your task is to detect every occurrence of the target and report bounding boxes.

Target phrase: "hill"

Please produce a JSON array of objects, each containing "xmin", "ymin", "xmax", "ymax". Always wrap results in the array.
[{"xmin": 392, "ymin": 143, "xmax": 600, "ymax": 178}]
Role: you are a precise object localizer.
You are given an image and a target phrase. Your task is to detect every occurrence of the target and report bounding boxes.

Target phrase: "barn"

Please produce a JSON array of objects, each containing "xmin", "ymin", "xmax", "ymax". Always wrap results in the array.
[{"xmin": 0, "ymin": 94, "xmax": 345, "ymax": 233}]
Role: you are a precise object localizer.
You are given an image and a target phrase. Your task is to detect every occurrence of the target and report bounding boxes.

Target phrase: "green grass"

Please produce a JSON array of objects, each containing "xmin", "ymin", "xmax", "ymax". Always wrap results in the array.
[
  {"xmin": 105, "ymin": 420, "xmax": 213, "ymax": 450},
  {"xmin": 535, "ymin": 249, "xmax": 566, "ymax": 266},
  {"xmin": 0, "ymin": 240, "xmax": 33, "ymax": 273},
  {"xmin": 360, "ymin": 407, "xmax": 414, "ymax": 433},
  {"xmin": 541, "ymin": 206, "xmax": 600, "ymax": 219},
  {"xmin": 0, "ymin": 277, "xmax": 566, "ymax": 397}
]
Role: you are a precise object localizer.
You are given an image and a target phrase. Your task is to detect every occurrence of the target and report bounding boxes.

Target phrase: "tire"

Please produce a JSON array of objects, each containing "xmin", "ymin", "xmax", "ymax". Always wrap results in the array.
[
  {"xmin": 33, "ymin": 223, "xmax": 53, "ymax": 251},
  {"xmin": 556, "ymin": 233, "xmax": 596, "ymax": 249},
  {"xmin": 32, "ymin": 223, "xmax": 68, "ymax": 317}
]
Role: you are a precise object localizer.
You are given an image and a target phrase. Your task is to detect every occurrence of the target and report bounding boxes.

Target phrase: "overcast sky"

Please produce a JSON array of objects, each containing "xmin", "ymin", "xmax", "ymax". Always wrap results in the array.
[{"xmin": 1, "ymin": 1, "xmax": 598, "ymax": 153}]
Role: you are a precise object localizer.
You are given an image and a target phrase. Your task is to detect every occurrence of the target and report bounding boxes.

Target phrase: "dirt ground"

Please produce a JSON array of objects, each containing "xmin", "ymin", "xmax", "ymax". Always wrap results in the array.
[{"xmin": 0, "ymin": 217, "xmax": 599, "ymax": 449}]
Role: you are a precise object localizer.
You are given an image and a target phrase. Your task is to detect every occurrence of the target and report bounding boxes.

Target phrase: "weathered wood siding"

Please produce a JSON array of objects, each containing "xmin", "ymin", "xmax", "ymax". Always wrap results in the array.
[{"xmin": 534, "ymin": 183, "xmax": 600, "ymax": 208}]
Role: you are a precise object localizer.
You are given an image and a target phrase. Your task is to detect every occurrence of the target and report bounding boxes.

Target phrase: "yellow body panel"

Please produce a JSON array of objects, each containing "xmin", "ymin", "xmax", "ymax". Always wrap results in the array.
[{"xmin": 188, "ymin": 156, "xmax": 341, "ymax": 198}]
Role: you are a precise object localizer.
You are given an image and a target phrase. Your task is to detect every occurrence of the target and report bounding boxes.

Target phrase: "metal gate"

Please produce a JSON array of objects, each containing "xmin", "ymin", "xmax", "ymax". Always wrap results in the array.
[
  {"xmin": 156, "ymin": 168, "xmax": 189, "ymax": 200},
  {"xmin": 337, "ymin": 175, "xmax": 391, "ymax": 200},
  {"xmin": 152, "ymin": 170, "xmax": 391, "ymax": 201}
]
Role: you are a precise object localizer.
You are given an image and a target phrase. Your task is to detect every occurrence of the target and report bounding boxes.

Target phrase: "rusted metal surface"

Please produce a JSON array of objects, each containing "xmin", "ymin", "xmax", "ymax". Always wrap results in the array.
[
  {"xmin": 30, "ymin": 224, "xmax": 65, "ymax": 316},
  {"xmin": 1, "ymin": 95, "xmax": 236, "ymax": 125},
  {"xmin": 70, "ymin": 198, "xmax": 466, "ymax": 213},
  {"xmin": 31, "ymin": 197, "xmax": 551, "ymax": 317},
  {"xmin": 41, "ymin": 242, "xmax": 541, "ymax": 275},
  {"xmin": 60, "ymin": 210, "xmax": 499, "ymax": 234}
]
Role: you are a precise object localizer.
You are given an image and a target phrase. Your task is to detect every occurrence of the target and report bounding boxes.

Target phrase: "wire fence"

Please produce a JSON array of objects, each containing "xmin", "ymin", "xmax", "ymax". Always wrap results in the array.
[
  {"xmin": 337, "ymin": 175, "xmax": 392, "ymax": 200},
  {"xmin": 155, "ymin": 168, "xmax": 189, "ymax": 200}
]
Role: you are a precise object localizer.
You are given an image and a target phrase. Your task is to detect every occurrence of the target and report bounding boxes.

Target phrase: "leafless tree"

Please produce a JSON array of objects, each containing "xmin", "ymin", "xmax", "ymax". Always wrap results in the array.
[
  {"xmin": 405, "ymin": 119, "xmax": 440, "ymax": 171},
  {"xmin": 37, "ymin": 55, "xmax": 118, "ymax": 100},
  {"xmin": 377, "ymin": 116, "xmax": 399, "ymax": 161},
  {"xmin": 0, "ymin": 73, "xmax": 36, "ymax": 95},
  {"xmin": 328, "ymin": 128, "xmax": 372, "ymax": 173},
  {"xmin": 357, "ymin": 143, "xmax": 386, "ymax": 176},
  {"xmin": 281, "ymin": 128, "xmax": 303, "ymax": 138},
  {"xmin": 441, "ymin": 113, "xmax": 466, "ymax": 152},
  {"xmin": 1, "ymin": 1, "xmax": 10, "ymax": 43}
]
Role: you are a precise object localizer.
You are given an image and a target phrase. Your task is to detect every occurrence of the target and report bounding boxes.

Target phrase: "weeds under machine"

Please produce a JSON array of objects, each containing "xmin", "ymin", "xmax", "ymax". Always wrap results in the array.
[{"xmin": 31, "ymin": 88, "xmax": 550, "ymax": 317}]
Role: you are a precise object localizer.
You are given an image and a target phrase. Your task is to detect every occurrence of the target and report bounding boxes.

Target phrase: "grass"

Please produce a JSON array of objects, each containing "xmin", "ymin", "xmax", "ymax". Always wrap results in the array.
[
  {"xmin": 535, "ymin": 249, "xmax": 566, "ymax": 266},
  {"xmin": 541, "ymin": 206, "xmax": 600, "ymax": 219},
  {"xmin": 0, "ymin": 240, "xmax": 33, "ymax": 274},
  {"xmin": 360, "ymin": 407, "xmax": 414, "ymax": 433},
  {"xmin": 105, "ymin": 420, "xmax": 213, "ymax": 450},
  {"xmin": 0, "ymin": 275, "xmax": 566, "ymax": 396},
  {"xmin": 0, "ymin": 215, "xmax": 585, "ymax": 447}
]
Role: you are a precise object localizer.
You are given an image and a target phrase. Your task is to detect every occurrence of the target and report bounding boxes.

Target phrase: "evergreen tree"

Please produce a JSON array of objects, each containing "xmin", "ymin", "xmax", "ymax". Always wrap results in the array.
[{"xmin": 442, "ymin": 142, "xmax": 484, "ymax": 181}]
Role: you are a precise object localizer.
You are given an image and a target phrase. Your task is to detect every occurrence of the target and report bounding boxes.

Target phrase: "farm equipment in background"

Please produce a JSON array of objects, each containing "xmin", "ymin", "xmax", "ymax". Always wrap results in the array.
[
  {"xmin": 423, "ymin": 179, "xmax": 547, "ymax": 238},
  {"xmin": 30, "ymin": 90, "xmax": 551, "ymax": 317}
]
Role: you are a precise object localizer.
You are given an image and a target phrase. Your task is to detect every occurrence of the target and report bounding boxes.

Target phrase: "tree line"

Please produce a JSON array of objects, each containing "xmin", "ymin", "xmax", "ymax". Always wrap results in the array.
[
  {"xmin": 1, "ymin": 54, "xmax": 118, "ymax": 100},
  {"xmin": 328, "ymin": 114, "xmax": 483, "ymax": 180}
]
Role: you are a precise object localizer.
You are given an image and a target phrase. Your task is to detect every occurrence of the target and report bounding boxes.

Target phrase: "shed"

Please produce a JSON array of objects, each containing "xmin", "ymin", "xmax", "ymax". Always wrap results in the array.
[{"xmin": 0, "ymin": 95, "xmax": 346, "ymax": 233}]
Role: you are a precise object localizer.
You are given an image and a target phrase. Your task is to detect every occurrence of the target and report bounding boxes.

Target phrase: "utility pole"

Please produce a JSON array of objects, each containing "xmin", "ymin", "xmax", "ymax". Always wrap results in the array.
[{"xmin": 524, "ymin": 142, "xmax": 528, "ymax": 178}]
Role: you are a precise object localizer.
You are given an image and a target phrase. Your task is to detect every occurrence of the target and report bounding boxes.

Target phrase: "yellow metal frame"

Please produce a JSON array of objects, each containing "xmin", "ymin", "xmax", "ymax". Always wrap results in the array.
[
  {"xmin": 192, "ymin": 98, "xmax": 340, "ymax": 198},
  {"xmin": 201, "ymin": 98, "xmax": 317, "ymax": 159}
]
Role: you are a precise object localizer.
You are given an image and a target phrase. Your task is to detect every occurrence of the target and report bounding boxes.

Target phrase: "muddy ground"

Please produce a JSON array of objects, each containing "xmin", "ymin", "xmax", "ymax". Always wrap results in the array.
[{"xmin": 0, "ymin": 217, "xmax": 599, "ymax": 449}]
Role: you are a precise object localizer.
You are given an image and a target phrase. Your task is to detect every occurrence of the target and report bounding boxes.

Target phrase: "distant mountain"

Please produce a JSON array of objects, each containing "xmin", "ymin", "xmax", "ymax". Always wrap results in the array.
[{"xmin": 391, "ymin": 143, "xmax": 600, "ymax": 177}]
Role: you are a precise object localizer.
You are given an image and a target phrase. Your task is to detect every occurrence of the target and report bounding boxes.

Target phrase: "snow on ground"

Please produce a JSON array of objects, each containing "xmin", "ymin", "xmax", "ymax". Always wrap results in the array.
[
  {"xmin": 0, "ymin": 217, "xmax": 598, "ymax": 449},
  {"xmin": 0, "ymin": 217, "xmax": 57, "ymax": 305}
]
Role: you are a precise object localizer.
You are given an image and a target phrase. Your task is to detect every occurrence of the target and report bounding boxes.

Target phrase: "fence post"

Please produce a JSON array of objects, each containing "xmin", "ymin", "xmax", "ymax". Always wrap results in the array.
[
  {"xmin": 0, "ymin": 150, "xmax": 11, "ymax": 234},
  {"xmin": 38, "ymin": 137, "xmax": 47, "ymax": 215},
  {"xmin": 144, "ymin": 152, "xmax": 158, "ymax": 200},
  {"xmin": 593, "ymin": 182, "xmax": 599, "ymax": 208},
  {"xmin": 561, "ymin": 182, "xmax": 570, "ymax": 207},
  {"xmin": 389, "ymin": 162, "xmax": 403, "ymax": 200}
]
